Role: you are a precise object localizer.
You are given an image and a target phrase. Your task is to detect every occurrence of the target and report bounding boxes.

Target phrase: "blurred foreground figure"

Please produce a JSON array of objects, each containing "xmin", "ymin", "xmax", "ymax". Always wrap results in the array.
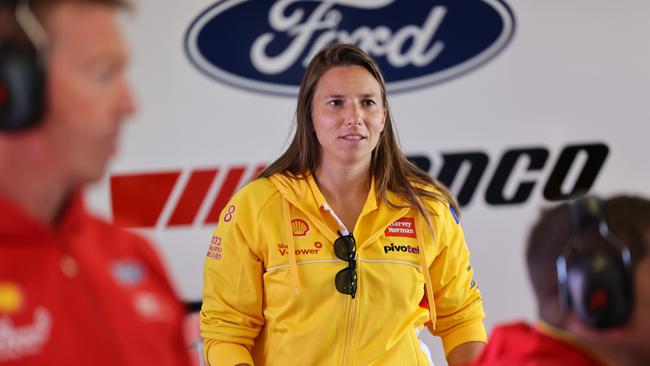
[
  {"xmin": 0, "ymin": 1, "xmax": 191, "ymax": 364},
  {"xmin": 470, "ymin": 195, "xmax": 650, "ymax": 366}
]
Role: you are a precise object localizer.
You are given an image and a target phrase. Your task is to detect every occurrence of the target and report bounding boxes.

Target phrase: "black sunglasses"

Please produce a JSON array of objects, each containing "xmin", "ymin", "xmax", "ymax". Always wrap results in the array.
[{"xmin": 334, "ymin": 232, "xmax": 357, "ymax": 298}]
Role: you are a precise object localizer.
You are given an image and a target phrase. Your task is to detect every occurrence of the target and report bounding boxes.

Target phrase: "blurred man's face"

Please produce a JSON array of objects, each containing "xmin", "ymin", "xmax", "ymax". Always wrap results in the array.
[{"xmin": 39, "ymin": 3, "xmax": 135, "ymax": 186}]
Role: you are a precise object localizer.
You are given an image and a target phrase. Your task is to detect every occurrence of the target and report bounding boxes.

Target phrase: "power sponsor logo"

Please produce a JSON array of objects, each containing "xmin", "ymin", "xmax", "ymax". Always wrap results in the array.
[
  {"xmin": 278, "ymin": 241, "xmax": 323, "ymax": 256},
  {"xmin": 108, "ymin": 143, "xmax": 608, "ymax": 228},
  {"xmin": 206, "ymin": 235, "xmax": 223, "ymax": 260},
  {"xmin": 385, "ymin": 217, "xmax": 416, "ymax": 238},
  {"xmin": 0, "ymin": 307, "xmax": 52, "ymax": 361},
  {"xmin": 291, "ymin": 219, "xmax": 310, "ymax": 236},
  {"xmin": 184, "ymin": 0, "xmax": 515, "ymax": 96},
  {"xmin": 383, "ymin": 243, "xmax": 420, "ymax": 255}
]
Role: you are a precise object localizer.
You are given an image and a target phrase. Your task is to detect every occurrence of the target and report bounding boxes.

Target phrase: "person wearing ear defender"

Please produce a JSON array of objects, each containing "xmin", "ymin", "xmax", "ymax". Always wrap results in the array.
[
  {"xmin": 0, "ymin": 1, "xmax": 191, "ymax": 364},
  {"xmin": 469, "ymin": 195, "xmax": 650, "ymax": 366}
]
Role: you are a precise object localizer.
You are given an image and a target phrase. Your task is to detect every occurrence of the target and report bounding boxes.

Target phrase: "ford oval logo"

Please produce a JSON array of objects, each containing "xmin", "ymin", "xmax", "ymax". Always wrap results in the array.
[{"xmin": 184, "ymin": 0, "xmax": 516, "ymax": 96}]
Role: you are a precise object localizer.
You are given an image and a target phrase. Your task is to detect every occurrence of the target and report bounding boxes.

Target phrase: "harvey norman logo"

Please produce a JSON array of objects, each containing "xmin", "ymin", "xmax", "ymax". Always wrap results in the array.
[
  {"xmin": 385, "ymin": 217, "xmax": 416, "ymax": 238},
  {"xmin": 184, "ymin": 0, "xmax": 516, "ymax": 96}
]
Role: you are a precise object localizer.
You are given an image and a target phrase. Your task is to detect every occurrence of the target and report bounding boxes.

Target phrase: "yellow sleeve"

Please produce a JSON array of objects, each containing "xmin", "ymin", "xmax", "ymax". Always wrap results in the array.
[
  {"xmin": 204, "ymin": 339, "xmax": 253, "ymax": 366},
  {"xmin": 428, "ymin": 204, "xmax": 487, "ymax": 356},
  {"xmin": 200, "ymin": 192, "xmax": 264, "ymax": 366}
]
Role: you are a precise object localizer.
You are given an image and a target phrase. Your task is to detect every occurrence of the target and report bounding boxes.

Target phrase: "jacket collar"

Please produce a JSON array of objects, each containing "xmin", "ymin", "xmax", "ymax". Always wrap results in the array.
[
  {"xmin": 0, "ymin": 192, "xmax": 87, "ymax": 243},
  {"xmin": 269, "ymin": 172, "xmax": 413, "ymax": 248}
]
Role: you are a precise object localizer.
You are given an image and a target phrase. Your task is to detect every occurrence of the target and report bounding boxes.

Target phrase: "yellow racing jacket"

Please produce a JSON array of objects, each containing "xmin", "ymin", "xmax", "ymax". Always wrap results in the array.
[{"xmin": 201, "ymin": 173, "xmax": 486, "ymax": 365}]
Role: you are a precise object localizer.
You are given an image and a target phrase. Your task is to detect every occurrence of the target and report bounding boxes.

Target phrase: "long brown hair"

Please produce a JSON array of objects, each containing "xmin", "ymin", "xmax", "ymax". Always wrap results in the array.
[{"xmin": 260, "ymin": 43, "xmax": 459, "ymax": 225}]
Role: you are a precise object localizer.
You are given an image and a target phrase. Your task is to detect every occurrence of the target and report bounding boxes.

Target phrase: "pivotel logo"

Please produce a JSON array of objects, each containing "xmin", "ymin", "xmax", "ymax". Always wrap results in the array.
[
  {"xmin": 184, "ymin": 0, "xmax": 516, "ymax": 96},
  {"xmin": 384, "ymin": 243, "xmax": 419, "ymax": 255}
]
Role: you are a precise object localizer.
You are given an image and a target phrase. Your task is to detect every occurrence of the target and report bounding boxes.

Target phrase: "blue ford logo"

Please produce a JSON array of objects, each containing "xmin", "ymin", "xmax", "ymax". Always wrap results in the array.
[{"xmin": 184, "ymin": 0, "xmax": 516, "ymax": 96}]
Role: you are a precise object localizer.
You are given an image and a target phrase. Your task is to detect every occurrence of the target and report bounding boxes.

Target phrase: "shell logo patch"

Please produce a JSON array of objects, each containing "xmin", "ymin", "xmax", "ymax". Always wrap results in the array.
[
  {"xmin": 291, "ymin": 219, "xmax": 310, "ymax": 237},
  {"xmin": 0, "ymin": 282, "xmax": 23, "ymax": 314}
]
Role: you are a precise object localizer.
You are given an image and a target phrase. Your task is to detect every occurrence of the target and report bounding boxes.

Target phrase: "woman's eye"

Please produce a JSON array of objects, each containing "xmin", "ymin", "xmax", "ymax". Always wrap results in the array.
[
  {"xmin": 328, "ymin": 100, "xmax": 342, "ymax": 107},
  {"xmin": 363, "ymin": 99, "xmax": 377, "ymax": 107}
]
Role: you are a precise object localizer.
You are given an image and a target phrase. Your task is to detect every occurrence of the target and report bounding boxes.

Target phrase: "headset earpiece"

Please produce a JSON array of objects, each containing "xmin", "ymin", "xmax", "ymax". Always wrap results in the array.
[
  {"xmin": 0, "ymin": 42, "xmax": 45, "ymax": 131},
  {"xmin": 0, "ymin": 0, "xmax": 47, "ymax": 132},
  {"xmin": 557, "ymin": 196, "xmax": 634, "ymax": 329}
]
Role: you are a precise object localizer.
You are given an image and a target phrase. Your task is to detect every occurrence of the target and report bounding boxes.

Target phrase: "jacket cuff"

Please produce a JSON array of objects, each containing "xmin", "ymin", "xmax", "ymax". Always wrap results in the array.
[
  {"xmin": 205, "ymin": 341, "xmax": 254, "ymax": 366},
  {"xmin": 441, "ymin": 321, "xmax": 487, "ymax": 357}
]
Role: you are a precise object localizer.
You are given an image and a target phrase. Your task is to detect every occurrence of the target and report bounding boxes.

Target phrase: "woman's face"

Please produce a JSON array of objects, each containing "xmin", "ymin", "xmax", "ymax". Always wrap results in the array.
[{"xmin": 311, "ymin": 65, "xmax": 386, "ymax": 169}]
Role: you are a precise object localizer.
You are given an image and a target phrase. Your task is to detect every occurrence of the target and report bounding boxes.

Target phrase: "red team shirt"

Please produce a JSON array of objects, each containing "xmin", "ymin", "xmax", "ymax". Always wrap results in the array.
[
  {"xmin": 0, "ymin": 194, "xmax": 191, "ymax": 365},
  {"xmin": 468, "ymin": 322, "xmax": 607, "ymax": 366}
]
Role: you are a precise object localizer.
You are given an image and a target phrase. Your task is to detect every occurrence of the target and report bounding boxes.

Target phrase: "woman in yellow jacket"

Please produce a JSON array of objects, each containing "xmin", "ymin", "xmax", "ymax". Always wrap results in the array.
[{"xmin": 201, "ymin": 44, "xmax": 486, "ymax": 366}]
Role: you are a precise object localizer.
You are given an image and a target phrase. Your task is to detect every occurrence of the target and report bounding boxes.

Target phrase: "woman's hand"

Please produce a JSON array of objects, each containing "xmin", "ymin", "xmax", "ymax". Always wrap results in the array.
[{"xmin": 446, "ymin": 341, "xmax": 485, "ymax": 365}]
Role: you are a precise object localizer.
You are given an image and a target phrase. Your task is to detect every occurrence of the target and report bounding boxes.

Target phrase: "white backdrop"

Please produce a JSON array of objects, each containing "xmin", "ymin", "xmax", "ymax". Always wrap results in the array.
[{"xmin": 85, "ymin": 0, "xmax": 650, "ymax": 364}]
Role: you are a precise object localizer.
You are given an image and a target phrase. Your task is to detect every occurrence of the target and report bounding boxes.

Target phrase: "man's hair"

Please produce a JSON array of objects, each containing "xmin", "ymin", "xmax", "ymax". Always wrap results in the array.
[
  {"xmin": 1, "ymin": 0, "xmax": 130, "ymax": 45},
  {"xmin": 526, "ymin": 195, "xmax": 650, "ymax": 322}
]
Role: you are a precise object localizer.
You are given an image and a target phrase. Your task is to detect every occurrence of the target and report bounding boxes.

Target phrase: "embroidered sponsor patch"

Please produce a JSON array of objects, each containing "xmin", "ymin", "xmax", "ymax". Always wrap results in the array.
[
  {"xmin": 291, "ymin": 219, "xmax": 310, "ymax": 236},
  {"xmin": 0, "ymin": 307, "xmax": 52, "ymax": 361},
  {"xmin": 111, "ymin": 260, "xmax": 145, "ymax": 287},
  {"xmin": 206, "ymin": 235, "xmax": 223, "ymax": 260},
  {"xmin": 384, "ymin": 217, "xmax": 416, "ymax": 238},
  {"xmin": 277, "ymin": 242, "xmax": 322, "ymax": 256},
  {"xmin": 223, "ymin": 204, "xmax": 236, "ymax": 223},
  {"xmin": 0, "ymin": 282, "xmax": 24, "ymax": 315},
  {"xmin": 383, "ymin": 243, "xmax": 420, "ymax": 255},
  {"xmin": 132, "ymin": 291, "xmax": 171, "ymax": 321}
]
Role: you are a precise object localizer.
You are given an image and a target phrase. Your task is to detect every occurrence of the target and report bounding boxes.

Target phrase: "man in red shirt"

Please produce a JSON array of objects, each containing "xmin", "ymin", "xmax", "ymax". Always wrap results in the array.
[
  {"xmin": 0, "ymin": 0, "xmax": 191, "ymax": 364},
  {"xmin": 470, "ymin": 196, "xmax": 650, "ymax": 366}
]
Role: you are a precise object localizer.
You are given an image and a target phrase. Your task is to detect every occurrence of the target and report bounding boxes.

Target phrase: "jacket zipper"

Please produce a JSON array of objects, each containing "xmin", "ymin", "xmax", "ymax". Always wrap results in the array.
[{"xmin": 341, "ymin": 295, "xmax": 357, "ymax": 366}]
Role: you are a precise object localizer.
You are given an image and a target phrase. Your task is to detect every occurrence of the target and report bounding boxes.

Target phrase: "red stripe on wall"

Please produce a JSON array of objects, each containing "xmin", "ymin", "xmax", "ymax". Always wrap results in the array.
[
  {"xmin": 249, "ymin": 163, "xmax": 268, "ymax": 182},
  {"xmin": 204, "ymin": 166, "xmax": 246, "ymax": 224},
  {"xmin": 167, "ymin": 169, "xmax": 218, "ymax": 227},
  {"xmin": 110, "ymin": 172, "xmax": 180, "ymax": 228}
]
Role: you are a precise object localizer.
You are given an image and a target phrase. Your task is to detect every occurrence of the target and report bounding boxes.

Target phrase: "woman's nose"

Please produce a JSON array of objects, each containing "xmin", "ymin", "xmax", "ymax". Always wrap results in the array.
[{"xmin": 344, "ymin": 103, "xmax": 363, "ymax": 126}]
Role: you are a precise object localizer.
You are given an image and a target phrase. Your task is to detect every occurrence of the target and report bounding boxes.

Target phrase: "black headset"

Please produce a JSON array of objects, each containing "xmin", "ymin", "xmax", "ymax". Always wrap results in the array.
[
  {"xmin": 556, "ymin": 196, "xmax": 635, "ymax": 329},
  {"xmin": 0, "ymin": 0, "xmax": 47, "ymax": 132}
]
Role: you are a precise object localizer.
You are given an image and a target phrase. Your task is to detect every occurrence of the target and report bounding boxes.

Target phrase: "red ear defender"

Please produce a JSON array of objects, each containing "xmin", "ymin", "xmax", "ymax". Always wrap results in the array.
[
  {"xmin": 588, "ymin": 288, "xmax": 609, "ymax": 312},
  {"xmin": 0, "ymin": 83, "xmax": 8, "ymax": 106}
]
